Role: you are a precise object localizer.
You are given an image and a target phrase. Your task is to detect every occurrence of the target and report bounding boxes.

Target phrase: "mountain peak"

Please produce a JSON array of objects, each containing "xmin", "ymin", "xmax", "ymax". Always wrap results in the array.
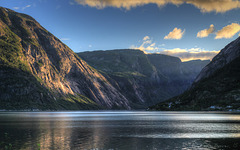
[{"xmin": 195, "ymin": 37, "xmax": 240, "ymax": 83}]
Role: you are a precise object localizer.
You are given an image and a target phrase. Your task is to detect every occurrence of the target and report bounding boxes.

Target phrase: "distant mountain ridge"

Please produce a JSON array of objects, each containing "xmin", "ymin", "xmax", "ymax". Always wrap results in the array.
[
  {"xmin": 78, "ymin": 49, "xmax": 209, "ymax": 108},
  {"xmin": 150, "ymin": 37, "xmax": 240, "ymax": 111}
]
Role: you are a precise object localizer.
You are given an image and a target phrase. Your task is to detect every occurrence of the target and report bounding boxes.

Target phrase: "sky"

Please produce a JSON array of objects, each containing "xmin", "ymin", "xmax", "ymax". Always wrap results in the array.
[{"xmin": 1, "ymin": 0, "xmax": 240, "ymax": 61}]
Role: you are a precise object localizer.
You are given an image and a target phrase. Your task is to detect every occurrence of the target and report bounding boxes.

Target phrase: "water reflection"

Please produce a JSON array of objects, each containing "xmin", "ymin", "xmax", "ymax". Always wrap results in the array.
[{"xmin": 0, "ymin": 111, "xmax": 240, "ymax": 150}]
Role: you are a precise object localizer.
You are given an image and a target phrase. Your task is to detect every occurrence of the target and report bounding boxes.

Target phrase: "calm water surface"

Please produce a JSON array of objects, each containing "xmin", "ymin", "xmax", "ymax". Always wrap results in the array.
[{"xmin": 0, "ymin": 111, "xmax": 240, "ymax": 150}]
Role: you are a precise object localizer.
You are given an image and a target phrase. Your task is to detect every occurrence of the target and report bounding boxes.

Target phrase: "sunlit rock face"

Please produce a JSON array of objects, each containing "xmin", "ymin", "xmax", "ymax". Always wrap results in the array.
[
  {"xmin": 0, "ymin": 7, "xmax": 130, "ymax": 110},
  {"xmin": 150, "ymin": 37, "xmax": 240, "ymax": 111},
  {"xmin": 78, "ymin": 49, "xmax": 209, "ymax": 108}
]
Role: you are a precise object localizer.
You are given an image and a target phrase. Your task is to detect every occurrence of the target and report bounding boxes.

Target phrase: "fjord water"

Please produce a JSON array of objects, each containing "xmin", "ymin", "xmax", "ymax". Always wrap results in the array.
[{"xmin": 0, "ymin": 111, "xmax": 240, "ymax": 150}]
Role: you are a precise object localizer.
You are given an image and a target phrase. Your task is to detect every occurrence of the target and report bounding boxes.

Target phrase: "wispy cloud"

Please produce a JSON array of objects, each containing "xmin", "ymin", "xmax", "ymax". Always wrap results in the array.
[
  {"xmin": 22, "ymin": 5, "xmax": 31, "ymax": 10},
  {"xmin": 74, "ymin": 0, "xmax": 240, "ymax": 13},
  {"xmin": 197, "ymin": 24, "xmax": 215, "ymax": 38},
  {"xmin": 130, "ymin": 36, "xmax": 158, "ymax": 51},
  {"xmin": 161, "ymin": 48, "xmax": 219, "ymax": 61},
  {"xmin": 164, "ymin": 28, "xmax": 185, "ymax": 40},
  {"xmin": 215, "ymin": 23, "xmax": 240, "ymax": 39},
  {"xmin": 13, "ymin": 5, "xmax": 31, "ymax": 10},
  {"xmin": 13, "ymin": 7, "xmax": 20, "ymax": 10},
  {"xmin": 60, "ymin": 38, "xmax": 70, "ymax": 41},
  {"xmin": 143, "ymin": 36, "xmax": 150, "ymax": 41}
]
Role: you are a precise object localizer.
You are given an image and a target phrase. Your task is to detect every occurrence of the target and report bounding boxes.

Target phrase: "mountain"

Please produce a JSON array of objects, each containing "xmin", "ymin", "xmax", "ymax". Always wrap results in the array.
[
  {"xmin": 78, "ymin": 50, "xmax": 209, "ymax": 108},
  {"xmin": 0, "ymin": 7, "xmax": 210, "ymax": 110},
  {"xmin": 0, "ymin": 7, "xmax": 130, "ymax": 110},
  {"xmin": 149, "ymin": 37, "xmax": 240, "ymax": 111}
]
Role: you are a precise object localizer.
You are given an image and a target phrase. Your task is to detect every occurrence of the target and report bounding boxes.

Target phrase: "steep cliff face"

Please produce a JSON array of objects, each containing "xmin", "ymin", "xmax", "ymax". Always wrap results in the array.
[
  {"xmin": 195, "ymin": 37, "xmax": 240, "ymax": 82},
  {"xmin": 0, "ymin": 7, "xmax": 130, "ymax": 110},
  {"xmin": 149, "ymin": 37, "xmax": 240, "ymax": 111},
  {"xmin": 78, "ymin": 50, "xmax": 209, "ymax": 108},
  {"xmin": 147, "ymin": 54, "xmax": 210, "ymax": 93}
]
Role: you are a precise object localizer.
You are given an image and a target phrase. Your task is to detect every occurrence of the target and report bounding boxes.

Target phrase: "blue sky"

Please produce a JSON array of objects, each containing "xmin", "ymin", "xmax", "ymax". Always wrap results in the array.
[{"xmin": 1, "ymin": 0, "xmax": 240, "ymax": 61}]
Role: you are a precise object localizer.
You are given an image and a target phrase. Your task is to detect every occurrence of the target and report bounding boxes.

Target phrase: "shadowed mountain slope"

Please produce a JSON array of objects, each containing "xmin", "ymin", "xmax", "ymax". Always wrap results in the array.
[
  {"xmin": 78, "ymin": 49, "xmax": 209, "ymax": 108},
  {"xmin": 149, "ymin": 37, "xmax": 240, "ymax": 111}
]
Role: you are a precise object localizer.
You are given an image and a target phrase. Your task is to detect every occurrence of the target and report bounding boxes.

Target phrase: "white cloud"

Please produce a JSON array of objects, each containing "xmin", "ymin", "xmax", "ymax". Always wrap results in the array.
[
  {"xmin": 21, "ymin": 5, "xmax": 31, "ymax": 10},
  {"xmin": 22, "ymin": 5, "xmax": 31, "ymax": 10},
  {"xmin": 160, "ymin": 48, "xmax": 219, "ymax": 61},
  {"xmin": 74, "ymin": 0, "xmax": 240, "ymax": 13},
  {"xmin": 89, "ymin": 45, "xmax": 92, "ymax": 48},
  {"xmin": 215, "ymin": 23, "xmax": 240, "ymax": 39},
  {"xmin": 13, "ymin": 5, "xmax": 31, "ymax": 11},
  {"xmin": 60, "ymin": 38, "xmax": 70, "ymax": 41},
  {"xmin": 164, "ymin": 28, "xmax": 185, "ymax": 40},
  {"xmin": 130, "ymin": 36, "xmax": 158, "ymax": 51},
  {"xmin": 186, "ymin": 0, "xmax": 240, "ymax": 13},
  {"xmin": 143, "ymin": 36, "xmax": 150, "ymax": 41},
  {"xmin": 130, "ymin": 34, "xmax": 221, "ymax": 61},
  {"xmin": 197, "ymin": 24, "xmax": 215, "ymax": 38},
  {"xmin": 13, "ymin": 7, "xmax": 20, "ymax": 10},
  {"xmin": 130, "ymin": 36, "xmax": 218, "ymax": 61}
]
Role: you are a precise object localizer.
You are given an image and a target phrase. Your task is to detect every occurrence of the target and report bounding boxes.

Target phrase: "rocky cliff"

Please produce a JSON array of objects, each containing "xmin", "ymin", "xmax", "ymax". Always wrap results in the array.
[
  {"xmin": 149, "ymin": 37, "xmax": 240, "ymax": 111},
  {"xmin": 78, "ymin": 50, "xmax": 209, "ymax": 108},
  {"xmin": 0, "ymin": 7, "xmax": 130, "ymax": 110},
  {"xmin": 195, "ymin": 37, "xmax": 240, "ymax": 82}
]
